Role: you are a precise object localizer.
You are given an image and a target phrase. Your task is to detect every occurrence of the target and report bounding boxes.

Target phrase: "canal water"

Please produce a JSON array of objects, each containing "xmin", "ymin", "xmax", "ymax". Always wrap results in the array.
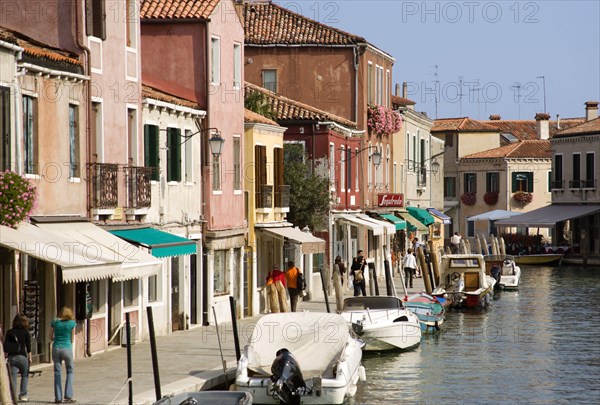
[{"xmin": 352, "ymin": 265, "xmax": 600, "ymax": 404}]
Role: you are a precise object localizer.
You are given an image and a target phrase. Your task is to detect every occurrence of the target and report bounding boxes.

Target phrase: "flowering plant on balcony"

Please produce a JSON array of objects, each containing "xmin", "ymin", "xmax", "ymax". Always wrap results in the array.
[
  {"xmin": 512, "ymin": 191, "xmax": 533, "ymax": 205},
  {"xmin": 367, "ymin": 104, "xmax": 403, "ymax": 136},
  {"xmin": 483, "ymin": 191, "xmax": 499, "ymax": 206},
  {"xmin": 0, "ymin": 170, "xmax": 37, "ymax": 228},
  {"xmin": 460, "ymin": 191, "xmax": 477, "ymax": 206}
]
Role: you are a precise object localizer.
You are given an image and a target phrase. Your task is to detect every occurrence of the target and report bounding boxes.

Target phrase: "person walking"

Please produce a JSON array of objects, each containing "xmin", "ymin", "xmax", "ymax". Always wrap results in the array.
[
  {"xmin": 50, "ymin": 307, "xmax": 77, "ymax": 404},
  {"xmin": 403, "ymin": 248, "xmax": 418, "ymax": 289},
  {"xmin": 451, "ymin": 232, "xmax": 462, "ymax": 254},
  {"xmin": 285, "ymin": 261, "xmax": 303, "ymax": 312},
  {"xmin": 4, "ymin": 314, "xmax": 32, "ymax": 402},
  {"xmin": 350, "ymin": 254, "xmax": 367, "ymax": 296}
]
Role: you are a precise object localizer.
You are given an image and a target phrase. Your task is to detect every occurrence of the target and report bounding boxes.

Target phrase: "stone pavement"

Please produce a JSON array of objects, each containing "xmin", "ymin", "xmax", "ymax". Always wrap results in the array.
[{"xmin": 23, "ymin": 273, "xmax": 425, "ymax": 405}]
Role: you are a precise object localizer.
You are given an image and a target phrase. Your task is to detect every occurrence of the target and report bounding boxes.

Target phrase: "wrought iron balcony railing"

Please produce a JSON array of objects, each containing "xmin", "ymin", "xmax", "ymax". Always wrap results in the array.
[
  {"xmin": 275, "ymin": 185, "xmax": 291, "ymax": 208},
  {"xmin": 569, "ymin": 179, "xmax": 584, "ymax": 189},
  {"xmin": 582, "ymin": 179, "xmax": 596, "ymax": 189},
  {"xmin": 87, "ymin": 163, "xmax": 118, "ymax": 208},
  {"xmin": 126, "ymin": 166, "xmax": 153, "ymax": 208},
  {"xmin": 256, "ymin": 185, "xmax": 273, "ymax": 209},
  {"xmin": 550, "ymin": 180, "xmax": 564, "ymax": 189}
]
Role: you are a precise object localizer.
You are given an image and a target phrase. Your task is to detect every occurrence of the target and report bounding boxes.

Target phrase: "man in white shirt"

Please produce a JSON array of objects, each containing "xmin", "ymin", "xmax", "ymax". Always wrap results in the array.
[
  {"xmin": 402, "ymin": 248, "xmax": 418, "ymax": 288},
  {"xmin": 450, "ymin": 232, "xmax": 461, "ymax": 253}
]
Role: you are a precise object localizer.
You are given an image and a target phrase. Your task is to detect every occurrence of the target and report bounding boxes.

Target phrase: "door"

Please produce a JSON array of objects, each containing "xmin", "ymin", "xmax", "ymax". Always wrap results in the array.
[
  {"xmin": 171, "ymin": 257, "xmax": 180, "ymax": 331},
  {"xmin": 190, "ymin": 254, "xmax": 197, "ymax": 325}
]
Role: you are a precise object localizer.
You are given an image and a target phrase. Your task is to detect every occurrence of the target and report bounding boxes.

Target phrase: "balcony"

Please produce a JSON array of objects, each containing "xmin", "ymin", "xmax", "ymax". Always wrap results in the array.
[
  {"xmin": 256, "ymin": 185, "xmax": 273, "ymax": 209},
  {"xmin": 275, "ymin": 185, "xmax": 290, "ymax": 210},
  {"xmin": 417, "ymin": 166, "xmax": 427, "ymax": 188},
  {"xmin": 126, "ymin": 166, "xmax": 153, "ymax": 209},
  {"xmin": 582, "ymin": 179, "xmax": 596, "ymax": 189},
  {"xmin": 550, "ymin": 180, "xmax": 564, "ymax": 190},
  {"xmin": 88, "ymin": 163, "xmax": 118, "ymax": 209},
  {"xmin": 568, "ymin": 179, "xmax": 584, "ymax": 189}
]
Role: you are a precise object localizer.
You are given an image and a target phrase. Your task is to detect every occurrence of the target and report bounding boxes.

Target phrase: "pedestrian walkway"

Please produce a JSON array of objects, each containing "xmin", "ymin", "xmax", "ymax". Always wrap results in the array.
[{"xmin": 24, "ymin": 274, "xmax": 426, "ymax": 404}]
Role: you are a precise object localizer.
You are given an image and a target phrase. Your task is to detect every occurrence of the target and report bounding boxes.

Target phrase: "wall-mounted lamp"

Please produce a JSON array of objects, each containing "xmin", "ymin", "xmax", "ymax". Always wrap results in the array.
[
  {"xmin": 338, "ymin": 146, "xmax": 381, "ymax": 168},
  {"xmin": 208, "ymin": 132, "xmax": 225, "ymax": 157}
]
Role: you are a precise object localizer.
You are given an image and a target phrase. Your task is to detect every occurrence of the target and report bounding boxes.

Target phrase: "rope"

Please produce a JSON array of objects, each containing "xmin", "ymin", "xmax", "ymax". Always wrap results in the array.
[{"xmin": 110, "ymin": 377, "xmax": 133, "ymax": 404}]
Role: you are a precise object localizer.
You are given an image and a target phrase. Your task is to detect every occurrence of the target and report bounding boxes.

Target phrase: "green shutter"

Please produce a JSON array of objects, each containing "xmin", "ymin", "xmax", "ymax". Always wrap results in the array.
[
  {"xmin": 167, "ymin": 128, "xmax": 181, "ymax": 182},
  {"xmin": 144, "ymin": 125, "xmax": 159, "ymax": 181},
  {"xmin": 527, "ymin": 172, "xmax": 534, "ymax": 192},
  {"xmin": 512, "ymin": 172, "xmax": 518, "ymax": 192}
]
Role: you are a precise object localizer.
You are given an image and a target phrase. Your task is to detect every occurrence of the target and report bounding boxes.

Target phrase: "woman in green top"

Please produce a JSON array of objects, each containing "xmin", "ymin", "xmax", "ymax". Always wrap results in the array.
[{"xmin": 51, "ymin": 307, "xmax": 77, "ymax": 403}]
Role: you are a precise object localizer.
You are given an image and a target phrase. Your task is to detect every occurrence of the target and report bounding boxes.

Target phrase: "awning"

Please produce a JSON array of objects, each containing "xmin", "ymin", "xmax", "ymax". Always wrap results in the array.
[
  {"xmin": 261, "ymin": 226, "xmax": 325, "ymax": 254},
  {"xmin": 467, "ymin": 209, "xmax": 523, "ymax": 222},
  {"xmin": 380, "ymin": 214, "xmax": 407, "ymax": 231},
  {"xmin": 396, "ymin": 211, "xmax": 429, "ymax": 233},
  {"xmin": 0, "ymin": 223, "xmax": 121, "ymax": 283},
  {"xmin": 427, "ymin": 208, "xmax": 452, "ymax": 224},
  {"xmin": 335, "ymin": 213, "xmax": 384, "ymax": 235},
  {"xmin": 357, "ymin": 214, "xmax": 396, "ymax": 235},
  {"xmin": 36, "ymin": 222, "xmax": 162, "ymax": 282},
  {"xmin": 109, "ymin": 228, "xmax": 197, "ymax": 258},
  {"xmin": 406, "ymin": 206, "xmax": 436, "ymax": 226},
  {"xmin": 495, "ymin": 204, "xmax": 600, "ymax": 228}
]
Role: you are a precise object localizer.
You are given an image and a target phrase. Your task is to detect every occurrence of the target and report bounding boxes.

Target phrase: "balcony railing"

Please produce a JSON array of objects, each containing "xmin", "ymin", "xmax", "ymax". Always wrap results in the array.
[
  {"xmin": 569, "ymin": 179, "xmax": 584, "ymax": 189},
  {"xmin": 275, "ymin": 185, "xmax": 290, "ymax": 209},
  {"xmin": 256, "ymin": 185, "xmax": 273, "ymax": 209},
  {"xmin": 418, "ymin": 166, "xmax": 427, "ymax": 187},
  {"xmin": 582, "ymin": 179, "xmax": 596, "ymax": 189},
  {"xmin": 88, "ymin": 163, "xmax": 119, "ymax": 208},
  {"xmin": 551, "ymin": 180, "xmax": 564, "ymax": 189},
  {"xmin": 126, "ymin": 166, "xmax": 153, "ymax": 208}
]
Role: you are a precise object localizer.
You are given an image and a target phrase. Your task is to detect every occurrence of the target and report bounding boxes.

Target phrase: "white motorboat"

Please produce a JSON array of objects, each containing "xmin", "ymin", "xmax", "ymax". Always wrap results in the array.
[
  {"xmin": 484, "ymin": 254, "xmax": 522, "ymax": 289},
  {"xmin": 341, "ymin": 296, "xmax": 422, "ymax": 351},
  {"xmin": 234, "ymin": 312, "xmax": 366, "ymax": 405},
  {"xmin": 432, "ymin": 254, "xmax": 496, "ymax": 308}
]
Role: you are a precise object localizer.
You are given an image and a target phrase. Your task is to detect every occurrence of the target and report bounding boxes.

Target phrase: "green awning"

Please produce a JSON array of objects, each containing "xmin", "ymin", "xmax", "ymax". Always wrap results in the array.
[
  {"xmin": 396, "ymin": 211, "xmax": 429, "ymax": 233},
  {"xmin": 380, "ymin": 214, "xmax": 407, "ymax": 231},
  {"xmin": 407, "ymin": 206, "xmax": 436, "ymax": 226},
  {"xmin": 109, "ymin": 228, "xmax": 197, "ymax": 258}
]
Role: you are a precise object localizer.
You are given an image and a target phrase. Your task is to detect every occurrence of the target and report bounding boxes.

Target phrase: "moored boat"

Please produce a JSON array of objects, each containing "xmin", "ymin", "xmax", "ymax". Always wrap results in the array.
[
  {"xmin": 341, "ymin": 296, "xmax": 422, "ymax": 351},
  {"xmin": 513, "ymin": 253, "xmax": 563, "ymax": 266},
  {"xmin": 403, "ymin": 292, "xmax": 446, "ymax": 332},
  {"xmin": 485, "ymin": 255, "xmax": 522, "ymax": 289},
  {"xmin": 154, "ymin": 391, "xmax": 252, "ymax": 405}
]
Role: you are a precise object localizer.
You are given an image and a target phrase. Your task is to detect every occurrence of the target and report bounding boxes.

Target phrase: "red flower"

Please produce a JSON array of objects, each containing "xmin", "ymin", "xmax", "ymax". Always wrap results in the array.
[
  {"xmin": 484, "ymin": 191, "xmax": 499, "ymax": 206},
  {"xmin": 460, "ymin": 192, "xmax": 477, "ymax": 206},
  {"xmin": 512, "ymin": 191, "xmax": 533, "ymax": 205}
]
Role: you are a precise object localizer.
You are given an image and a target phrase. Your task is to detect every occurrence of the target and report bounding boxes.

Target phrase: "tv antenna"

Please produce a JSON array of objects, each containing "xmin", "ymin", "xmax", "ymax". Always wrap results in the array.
[
  {"xmin": 470, "ymin": 83, "xmax": 481, "ymax": 119},
  {"xmin": 458, "ymin": 76, "xmax": 465, "ymax": 116},
  {"xmin": 510, "ymin": 82, "xmax": 522, "ymax": 119},
  {"xmin": 536, "ymin": 75, "xmax": 547, "ymax": 113},
  {"xmin": 429, "ymin": 64, "xmax": 440, "ymax": 118}
]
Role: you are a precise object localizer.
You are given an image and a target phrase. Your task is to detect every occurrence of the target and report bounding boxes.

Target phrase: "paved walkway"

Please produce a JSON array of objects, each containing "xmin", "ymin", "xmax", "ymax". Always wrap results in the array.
[{"xmin": 22, "ymin": 273, "xmax": 425, "ymax": 404}]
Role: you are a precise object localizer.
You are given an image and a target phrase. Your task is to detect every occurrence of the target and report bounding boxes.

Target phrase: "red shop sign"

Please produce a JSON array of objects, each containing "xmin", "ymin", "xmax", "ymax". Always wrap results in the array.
[{"xmin": 377, "ymin": 193, "xmax": 404, "ymax": 207}]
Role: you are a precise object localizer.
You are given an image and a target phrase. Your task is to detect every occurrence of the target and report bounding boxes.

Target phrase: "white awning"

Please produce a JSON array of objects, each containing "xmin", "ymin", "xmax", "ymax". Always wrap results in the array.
[
  {"xmin": 36, "ymin": 221, "xmax": 162, "ymax": 282},
  {"xmin": 261, "ymin": 226, "xmax": 325, "ymax": 254},
  {"xmin": 0, "ymin": 223, "xmax": 121, "ymax": 283},
  {"xmin": 356, "ymin": 214, "xmax": 396, "ymax": 235},
  {"xmin": 335, "ymin": 213, "xmax": 384, "ymax": 235},
  {"xmin": 467, "ymin": 209, "xmax": 523, "ymax": 222},
  {"xmin": 495, "ymin": 204, "xmax": 600, "ymax": 228}
]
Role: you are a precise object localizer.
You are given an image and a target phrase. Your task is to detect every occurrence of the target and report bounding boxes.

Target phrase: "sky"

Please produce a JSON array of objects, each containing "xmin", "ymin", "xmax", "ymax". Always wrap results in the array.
[{"xmin": 274, "ymin": 0, "xmax": 600, "ymax": 121}]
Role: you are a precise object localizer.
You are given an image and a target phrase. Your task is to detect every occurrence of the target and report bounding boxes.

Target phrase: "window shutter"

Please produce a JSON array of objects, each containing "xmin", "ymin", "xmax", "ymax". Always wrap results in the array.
[
  {"xmin": 527, "ymin": 172, "xmax": 533, "ymax": 192},
  {"xmin": 511, "ymin": 172, "xmax": 517, "ymax": 192},
  {"xmin": 254, "ymin": 146, "xmax": 261, "ymax": 194},
  {"xmin": 98, "ymin": 0, "xmax": 106, "ymax": 40},
  {"xmin": 260, "ymin": 146, "xmax": 267, "ymax": 186},
  {"xmin": 144, "ymin": 125, "xmax": 159, "ymax": 181},
  {"xmin": 167, "ymin": 128, "xmax": 182, "ymax": 182},
  {"xmin": 85, "ymin": 0, "xmax": 93, "ymax": 36}
]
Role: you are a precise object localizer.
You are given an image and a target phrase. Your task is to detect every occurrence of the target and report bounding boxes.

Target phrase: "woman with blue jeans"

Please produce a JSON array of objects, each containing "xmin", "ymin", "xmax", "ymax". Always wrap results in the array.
[
  {"xmin": 5, "ymin": 313, "xmax": 32, "ymax": 402},
  {"xmin": 51, "ymin": 307, "xmax": 77, "ymax": 403}
]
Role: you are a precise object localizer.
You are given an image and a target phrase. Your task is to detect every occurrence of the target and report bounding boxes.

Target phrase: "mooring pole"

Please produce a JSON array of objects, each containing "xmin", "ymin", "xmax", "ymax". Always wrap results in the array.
[
  {"xmin": 125, "ymin": 312, "xmax": 133, "ymax": 405},
  {"xmin": 146, "ymin": 307, "xmax": 161, "ymax": 401},
  {"xmin": 319, "ymin": 267, "xmax": 331, "ymax": 313},
  {"xmin": 229, "ymin": 296, "xmax": 241, "ymax": 361}
]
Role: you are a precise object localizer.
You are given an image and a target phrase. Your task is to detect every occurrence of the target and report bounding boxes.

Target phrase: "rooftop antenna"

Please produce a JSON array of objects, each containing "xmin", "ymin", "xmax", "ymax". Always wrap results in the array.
[
  {"xmin": 510, "ymin": 82, "xmax": 522, "ymax": 119},
  {"xmin": 536, "ymin": 75, "xmax": 547, "ymax": 113},
  {"xmin": 458, "ymin": 76, "xmax": 465, "ymax": 116},
  {"xmin": 470, "ymin": 83, "xmax": 481, "ymax": 119},
  {"xmin": 429, "ymin": 64, "xmax": 440, "ymax": 118}
]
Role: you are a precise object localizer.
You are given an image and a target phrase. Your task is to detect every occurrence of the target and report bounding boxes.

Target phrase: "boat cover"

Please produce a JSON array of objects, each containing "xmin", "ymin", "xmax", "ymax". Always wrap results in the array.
[{"xmin": 245, "ymin": 312, "xmax": 350, "ymax": 378}]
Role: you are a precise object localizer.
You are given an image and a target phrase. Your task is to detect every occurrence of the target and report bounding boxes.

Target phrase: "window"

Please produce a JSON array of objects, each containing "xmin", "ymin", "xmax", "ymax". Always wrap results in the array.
[
  {"xmin": 262, "ymin": 69, "xmax": 277, "ymax": 93},
  {"xmin": 85, "ymin": 0, "xmax": 106, "ymax": 40},
  {"xmin": 393, "ymin": 162, "xmax": 397, "ymax": 192},
  {"xmin": 92, "ymin": 101, "xmax": 103, "ymax": 162},
  {"xmin": 467, "ymin": 219, "xmax": 475, "ymax": 237},
  {"xmin": 464, "ymin": 173, "xmax": 477, "ymax": 193},
  {"xmin": 211, "ymin": 37, "xmax": 220, "ymax": 84},
  {"xmin": 367, "ymin": 142, "xmax": 372, "ymax": 186},
  {"xmin": 547, "ymin": 171, "xmax": 552, "ymax": 192},
  {"xmin": 255, "ymin": 145, "xmax": 267, "ymax": 207},
  {"xmin": 385, "ymin": 70, "xmax": 390, "ymax": 108},
  {"xmin": 233, "ymin": 43, "xmax": 241, "ymax": 89},
  {"xmin": 90, "ymin": 280, "xmax": 105, "ymax": 313},
  {"xmin": 446, "ymin": 133, "xmax": 454, "ymax": 147},
  {"xmin": 1, "ymin": 87, "xmax": 10, "ymax": 171},
  {"xmin": 572, "ymin": 153, "xmax": 581, "ymax": 182},
  {"xmin": 212, "ymin": 155, "xmax": 221, "ymax": 191},
  {"xmin": 585, "ymin": 152, "xmax": 595, "ymax": 188},
  {"xmin": 128, "ymin": 108, "xmax": 137, "ymax": 164},
  {"xmin": 123, "ymin": 279, "xmax": 139, "ymax": 307},
  {"xmin": 167, "ymin": 128, "xmax": 181, "ymax": 182},
  {"xmin": 512, "ymin": 171, "xmax": 533, "ymax": 192},
  {"xmin": 213, "ymin": 250, "xmax": 228, "ymax": 295},
  {"xmin": 233, "ymin": 136, "xmax": 241, "ymax": 190},
  {"xmin": 412, "ymin": 134, "xmax": 417, "ymax": 171},
  {"xmin": 376, "ymin": 66, "xmax": 383, "ymax": 105},
  {"xmin": 274, "ymin": 147, "xmax": 284, "ymax": 207},
  {"xmin": 553, "ymin": 154, "xmax": 563, "ymax": 188},
  {"xmin": 69, "ymin": 104, "xmax": 80, "ymax": 178},
  {"xmin": 367, "ymin": 62, "xmax": 373, "ymax": 104},
  {"xmin": 22, "ymin": 95, "xmax": 37, "ymax": 174},
  {"xmin": 386, "ymin": 144, "xmax": 390, "ymax": 188},
  {"xmin": 444, "ymin": 177, "xmax": 456, "ymax": 198},
  {"xmin": 126, "ymin": 0, "xmax": 137, "ymax": 47},
  {"xmin": 486, "ymin": 172, "xmax": 499, "ymax": 193},
  {"xmin": 355, "ymin": 148, "xmax": 359, "ymax": 191},
  {"xmin": 340, "ymin": 147, "xmax": 345, "ymax": 192},
  {"xmin": 148, "ymin": 273, "xmax": 159, "ymax": 303},
  {"xmin": 347, "ymin": 147, "xmax": 352, "ymax": 190},
  {"xmin": 330, "ymin": 143, "xmax": 335, "ymax": 190},
  {"xmin": 144, "ymin": 124, "xmax": 159, "ymax": 181},
  {"xmin": 184, "ymin": 130, "xmax": 193, "ymax": 182}
]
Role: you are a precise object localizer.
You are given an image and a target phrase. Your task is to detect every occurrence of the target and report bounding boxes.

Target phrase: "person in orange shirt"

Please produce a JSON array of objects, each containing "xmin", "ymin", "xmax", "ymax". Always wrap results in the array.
[{"xmin": 285, "ymin": 261, "xmax": 303, "ymax": 312}]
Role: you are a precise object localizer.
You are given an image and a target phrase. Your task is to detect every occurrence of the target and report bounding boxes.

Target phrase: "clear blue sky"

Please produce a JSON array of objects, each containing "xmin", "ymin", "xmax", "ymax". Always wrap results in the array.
[{"xmin": 274, "ymin": 0, "xmax": 600, "ymax": 120}]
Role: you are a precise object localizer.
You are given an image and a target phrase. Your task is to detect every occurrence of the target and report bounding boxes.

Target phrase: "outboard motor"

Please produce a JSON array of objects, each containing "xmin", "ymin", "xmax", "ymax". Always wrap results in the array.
[{"xmin": 270, "ymin": 348, "xmax": 307, "ymax": 405}]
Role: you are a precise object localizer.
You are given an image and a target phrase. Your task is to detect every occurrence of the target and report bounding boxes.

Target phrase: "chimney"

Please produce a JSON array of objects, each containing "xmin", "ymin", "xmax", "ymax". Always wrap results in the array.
[
  {"xmin": 402, "ymin": 82, "xmax": 408, "ymax": 98},
  {"xmin": 585, "ymin": 101, "xmax": 599, "ymax": 121},
  {"xmin": 395, "ymin": 83, "xmax": 400, "ymax": 97},
  {"xmin": 489, "ymin": 114, "xmax": 501, "ymax": 120},
  {"xmin": 556, "ymin": 114, "xmax": 560, "ymax": 130},
  {"xmin": 535, "ymin": 113, "xmax": 551, "ymax": 139}
]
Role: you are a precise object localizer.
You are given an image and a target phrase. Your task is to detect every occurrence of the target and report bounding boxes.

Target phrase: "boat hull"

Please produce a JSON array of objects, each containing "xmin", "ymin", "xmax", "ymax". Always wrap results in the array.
[
  {"xmin": 358, "ymin": 320, "xmax": 422, "ymax": 351},
  {"xmin": 513, "ymin": 254, "xmax": 563, "ymax": 266}
]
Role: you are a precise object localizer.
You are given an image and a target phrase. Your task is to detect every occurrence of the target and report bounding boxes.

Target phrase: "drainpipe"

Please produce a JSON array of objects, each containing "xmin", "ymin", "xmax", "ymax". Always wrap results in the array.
[
  {"xmin": 76, "ymin": 0, "xmax": 92, "ymax": 220},
  {"xmin": 353, "ymin": 46, "xmax": 359, "ymax": 123}
]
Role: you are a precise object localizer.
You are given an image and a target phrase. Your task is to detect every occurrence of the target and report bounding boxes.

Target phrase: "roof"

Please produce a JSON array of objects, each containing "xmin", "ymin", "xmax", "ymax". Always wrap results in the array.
[
  {"xmin": 482, "ymin": 118, "xmax": 585, "ymax": 140},
  {"xmin": 462, "ymin": 139, "xmax": 552, "ymax": 160},
  {"xmin": 243, "ymin": 1, "xmax": 365, "ymax": 46},
  {"xmin": 431, "ymin": 117, "xmax": 499, "ymax": 133},
  {"xmin": 142, "ymin": 85, "xmax": 200, "ymax": 109},
  {"xmin": 244, "ymin": 108, "xmax": 279, "ymax": 126},
  {"xmin": 140, "ymin": 0, "xmax": 220, "ymax": 19},
  {"xmin": 391, "ymin": 95, "xmax": 416, "ymax": 107},
  {"xmin": 553, "ymin": 118, "xmax": 600, "ymax": 137},
  {"xmin": 0, "ymin": 27, "xmax": 82, "ymax": 72},
  {"xmin": 244, "ymin": 82, "xmax": 357, "ymax": 128}
]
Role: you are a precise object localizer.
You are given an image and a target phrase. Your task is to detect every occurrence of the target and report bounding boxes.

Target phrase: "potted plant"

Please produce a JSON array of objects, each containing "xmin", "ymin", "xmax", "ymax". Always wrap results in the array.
[
  {"xmin": 512, "ymin": 191, "xmax": 533, "ymax": 205},
  {"xmin": 483, "ymin": 191, "xmax": 499, "ymax": 206},
  {"xmin": 460, "ymin": 191, "xmax": 477, "ymax": 206},
  {"xmin": 0, "ymin": 170, "xmax": 37, "ymax": 228},
  {"xmin": 367, "ymin": 104, "xmax": 403, "ymax": 137}
]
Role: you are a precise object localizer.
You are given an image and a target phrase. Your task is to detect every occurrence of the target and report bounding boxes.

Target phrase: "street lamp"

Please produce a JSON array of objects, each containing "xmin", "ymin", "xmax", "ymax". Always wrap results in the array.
[
  {"xmin": 208, "ymin": 132, "xmax": 225, "ymax": 157},
  {"xmin": 339, "ymin": 145, "xmax": 382, "ymax": 168}
]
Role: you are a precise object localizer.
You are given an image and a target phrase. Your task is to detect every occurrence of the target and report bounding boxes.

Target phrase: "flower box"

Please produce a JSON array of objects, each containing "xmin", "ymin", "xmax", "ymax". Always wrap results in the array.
[
  {"xmin": 460, "ymin": 191, "xmax": 477, "ymax": 206},
  {"xmin": 367, "ymin": 104, "xmax": 403, "ymax": 137},
  {"xmin": 483, "ymin": 191, "xmax": 499, "ymax": 206},
  {"xmin": 0, "ymin": 170, "xmax": 37, "ymax": 228},
  {"xmin": 512, "ymin": 191, "xmax": 533, "ymax": 205}
]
